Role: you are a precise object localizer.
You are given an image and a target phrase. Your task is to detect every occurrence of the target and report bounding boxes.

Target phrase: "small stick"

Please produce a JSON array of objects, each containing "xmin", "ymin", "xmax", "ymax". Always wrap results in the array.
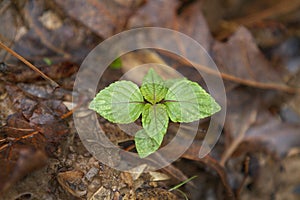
[
  {"xmin": 235, "ymin": 156, "xmax": 250, "ymax": 198},
  {"xmin": 159, "ymin": 50, "xmax": 300, "ymax": 94},
  {"xmin": 0, "ymin": 41, "xmax": 59, "ymax": 88}
]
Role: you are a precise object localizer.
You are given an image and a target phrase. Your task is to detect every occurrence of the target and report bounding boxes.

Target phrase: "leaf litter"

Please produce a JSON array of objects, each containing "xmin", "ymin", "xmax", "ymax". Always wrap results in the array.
[{"xmin": 0, "ymin": 0, "xmax": 300, "ymax": 199}]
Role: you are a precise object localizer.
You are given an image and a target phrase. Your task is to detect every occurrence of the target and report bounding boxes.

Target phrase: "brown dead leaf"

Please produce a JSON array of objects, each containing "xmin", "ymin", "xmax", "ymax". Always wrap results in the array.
[
  {"xmin": 54, "ymin": 0, "xmax": 141, "ymax": 38},
  {"xmin": 128, "ymin": 0, "xmax": 213, "ymax": 50},
  {"xmin": 172, "ymin": 1, "xmax": 213, "ymax": 51},
  {"xmin": 1, "ymin": 61, "xmax": 78, "ymax": 93},
  {"xmin": 221, "ymin": 90, "xmax": 300, "ymax": 160},
  {"xmin": 182, "ymin": 142, "xmax": 235, "ymax": 199},
  {"xmin": 128, "ymin": 0, "xmax": 179, "ymax": 28},
  {"xmin": 11, "ymin": 0, "xmax": 101, "ymax": 64},
  {"xmin": 0, "ymin": 147, "xmax": 47, "ymax": 194},
  {"xmin": 28, "ymin": 99, "xmax": 69, "ymax": 151},
  {"xmin": 220, "ymin": 88, "xmax": 259, "ymax": 166},
  {"xmin": 0, "ymin": 1, "xmax": 21, "ymax": 59},
  {"xmin": 5, "ymin": 84, "xmax": 37, "ymax": 119},
  {"xmin": 17, "ymin": 83, "xmax": 64, "ymax": 100},
  {"xmin": 0, "ymin": 113, "xmax": 48, "ymax": 193},
  {"xmin": 241, "ymin": 110, "xmax": 300, "ymax": 157},
  {"xmin": 120, "ymin": 171, "xmax": 134, "ymax": 188},
  {"xmin": 120, "ymin": 50, "xmax": 182, "ymax": 85},
  {"xmin": 57, "ymin": 170, "xmax": 86, "ymax": 197},
  {"xmin": 0, "ymin": 82, "xmax": 70, "ymax": 193},
  {"xmin": 213, "ymin": 27, "xmax": 285, "ymax": 89}
]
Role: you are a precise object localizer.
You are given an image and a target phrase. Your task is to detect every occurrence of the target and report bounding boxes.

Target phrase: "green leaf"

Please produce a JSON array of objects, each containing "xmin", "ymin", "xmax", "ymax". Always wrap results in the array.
[
  {"xmin": 164, "ymin": 78, "xmax": 187, "ymax": 88},
  {"xmin": 89, "ymin": 80, "xmax": 144, "ymax": 123},
  {"xmin": 142, "ymin": 103, "xmax": 168, "ymax": 143},
  {"xmin": 164, "ymin": 80, "xmax": 221, "ymax": 122},
  {"xmin": 43, "ymin": 57, "xmax": 52, "ymax": 65},
  {"xmin": 109, "ymin": 57, "xmax": 122, "ymax": 69},
  {"xmin": 135, "ymin": 129, "xmax": 162, "ymax": 158},
  {"xmin": 140, "ymin": 68, "xmax": 168, "ymax": 104}
]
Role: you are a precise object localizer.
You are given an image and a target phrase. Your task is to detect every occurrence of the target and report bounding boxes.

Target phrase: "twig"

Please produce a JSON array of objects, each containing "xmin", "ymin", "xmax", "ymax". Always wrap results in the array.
[
  {"xmin": 233, "ymin": 0, "xmax": 300, "ymax": 26},
  {"xmin": 0, "ymin": 0, "xmax": 11, "ymax": 15},
  {"xmin": 220, "ymin": 106, "xmax": 258, "ymax": 166},
  {"xmin": 217, "ymin": 0, "xmax": 300, "ymax": 40},
  {"xmin": 182, "ymin": 142, "xmax": 235, "ymax": 199},
  {"xmin": 0, "ymin": 101, "xmax": 77, "ymax": 153},
  {"xmin": 0, "ymin": 41, "xmax": 59, "ymax": 88},
  {"xmin": 235, "ymin": 156, "xmax": 250, "ymax": 198},
  {"xmin": 0, "ymin": 144, "xmax": 9, "ymax": 152},
  {"xmin": 159, "ymin": 50, "xmax": 300, "ymax": 94}
]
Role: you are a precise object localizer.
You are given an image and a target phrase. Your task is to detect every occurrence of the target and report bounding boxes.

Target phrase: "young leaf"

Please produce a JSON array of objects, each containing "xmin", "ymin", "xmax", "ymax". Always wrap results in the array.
[
  {"xmin": 109, "ymin": 57, "xmax": 122, "ymax": 69},
  {"xmin": 142, "ymin": 103, "xmax": 168, "ymax": 143},
  {"xmin": 140, "ymin": 68, "xmax": 168, "ymax": 104},
  {"xmin": 135, "ymin": 129, "xmax": 162, "ymax": 158},
  {"xmin": 164, "ymin": 80, "xmax": 221, "ymax": 122},
  {"xmin": 89, "ymin": 80, "xmax": 144, "ymax": 123},
  {"xmin": 164, "ymin": 77, "xmax": 187, "ymax": 88}
]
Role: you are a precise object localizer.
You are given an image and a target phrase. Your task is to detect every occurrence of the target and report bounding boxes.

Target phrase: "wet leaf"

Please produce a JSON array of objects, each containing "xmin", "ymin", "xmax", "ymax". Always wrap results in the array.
[
  {"xmin": 0, "ymin": 113, "xmax": 48, "ymax": 192},
  {"xmin": 0, "ymin": 83, "xmax": 70, "ymax": 193}
]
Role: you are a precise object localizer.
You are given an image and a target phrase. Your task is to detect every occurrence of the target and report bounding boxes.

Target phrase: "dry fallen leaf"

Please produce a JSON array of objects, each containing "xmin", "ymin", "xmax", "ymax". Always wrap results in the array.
[
  {"xmin": 220, "ymin": 88, "xmax": 259, "ymax": 165},
  {"xmin": 0, "ymin": 113, "xmax": 47, "ymax": 193},
  {"xmin": 57, "ymin": 170, "xmax": 86, "ymax": 197},
  {"xmin": 128, "ymin": 0, "xmax": 213, "ymax": 50},
  {"xmin": 243, "ymin": 111, "xmax": 300, "ymax": 157},
  {"xmin": 54, "ymin": 0, "xmax": 141, "ymax": 38},
  {"xmin": 11, "ymin": 0, "xmax": 101, "ymax": 64},
  {"xmin": 0, "ymin": 83, "xmax": 70, "ymax": 193},
  {"xmin": 213, "ymin": 27, "xmax": 285, "ymax": 89}
]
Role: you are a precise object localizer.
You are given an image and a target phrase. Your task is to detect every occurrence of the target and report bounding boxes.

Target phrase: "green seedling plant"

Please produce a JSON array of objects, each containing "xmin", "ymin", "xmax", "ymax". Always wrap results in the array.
[
  {"xmin": 169, "ymin": 175, "xmax": 198, "ymax": 200},
  {"xmin": 89, "ymin": 68, "xmax": 221, "ymax": 158}
]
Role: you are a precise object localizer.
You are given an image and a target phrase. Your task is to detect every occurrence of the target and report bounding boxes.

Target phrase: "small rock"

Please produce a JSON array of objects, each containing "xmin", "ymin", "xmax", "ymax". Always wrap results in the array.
[
  {"xmin": 85, "ymin": 167, "xmax": 99, "ymax": 182},
  {"xmin": 38, "ymin": 10, "xmax": 62, "ymax": 30},
  {"xmin": 69, "ymin": 146, "xmax": 75, "ymax": 153}
]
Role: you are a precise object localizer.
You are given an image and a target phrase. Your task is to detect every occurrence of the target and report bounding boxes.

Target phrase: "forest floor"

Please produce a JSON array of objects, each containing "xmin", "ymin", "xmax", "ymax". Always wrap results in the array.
[{"xmin": 1, "ymin": 0, "xmax": 300, "ymax": 199}]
